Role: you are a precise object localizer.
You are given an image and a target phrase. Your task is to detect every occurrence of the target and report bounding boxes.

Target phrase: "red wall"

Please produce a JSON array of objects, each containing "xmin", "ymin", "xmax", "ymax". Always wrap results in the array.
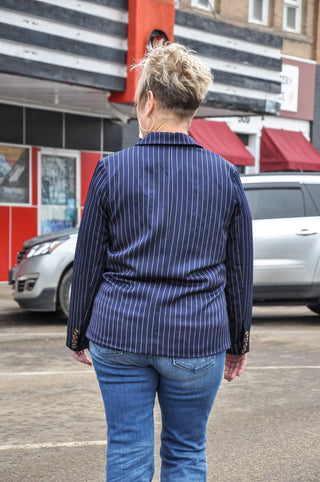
[
  {"xmin": 0, "ymin": 206, "xmax": 37, "ymax": 279},
  {"xmin": 0, "ymin": 207, "xmax": 10, "ymax": 280},
  {"xmin": 280, "ymin": 58, "xmax": 316, "ymax": 121},
  {"xmin": 81, "ymin": 152, "xmax": 101, "ymax": 207},
  {"xmin": 109, "ymin": 0, "xmax": 175, "ymax": 103},
  {"xmin": 11, "ymin": 207, "xmax": 38, "ymax": 268},
  {"xmin": 0, "ymin": 149, "xmax": 102, "ymax": 282}
]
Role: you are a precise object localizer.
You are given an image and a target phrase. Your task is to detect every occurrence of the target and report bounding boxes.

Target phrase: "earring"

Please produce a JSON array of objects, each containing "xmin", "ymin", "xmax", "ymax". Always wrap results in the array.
[{"xmin": 139, "ymin": 114, "xmax": 155, "ymax": 132}]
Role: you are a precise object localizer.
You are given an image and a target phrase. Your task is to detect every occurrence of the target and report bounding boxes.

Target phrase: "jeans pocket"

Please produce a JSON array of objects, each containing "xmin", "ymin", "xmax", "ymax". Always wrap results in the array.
[
  {"xmin": 89, "ymin": 341, "xmax": 124, "ymax": 358},
  {"xmin": 173, "ymin": 355, "xmax": 216, "ymax": 372}
]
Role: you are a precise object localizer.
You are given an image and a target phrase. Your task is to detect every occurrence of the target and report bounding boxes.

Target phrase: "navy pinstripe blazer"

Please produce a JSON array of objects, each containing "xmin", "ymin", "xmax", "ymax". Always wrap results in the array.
[{"xmin": 66, "ymin": 132, "xmax": 253, "ymax": 357}]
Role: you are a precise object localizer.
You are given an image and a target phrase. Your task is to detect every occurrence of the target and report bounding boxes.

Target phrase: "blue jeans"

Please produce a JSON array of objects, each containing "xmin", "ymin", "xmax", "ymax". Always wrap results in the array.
[{"xmin": 89, "ymin": 341, "xmax": 225, "ymax": 482}]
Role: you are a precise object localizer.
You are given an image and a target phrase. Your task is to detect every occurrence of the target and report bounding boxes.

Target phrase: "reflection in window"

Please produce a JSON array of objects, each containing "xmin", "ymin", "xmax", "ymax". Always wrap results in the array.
[
  {"xmin": 248, "ymin": 0, "xmax": 269, "ymax": 25},
  {"xmin": 253, "ymin": 0, "xmax": 263, "ymax": 20},
  {"xmin": 306, "ymin": 185, "xmax": 320, "ymax": 214},
  {"xmin": 40, "ymin": 154, "xmax": 77, "ymax": 234},
  {"xmin": 244, "ymin": 188, "xmax": 305, "ymax": 220}
]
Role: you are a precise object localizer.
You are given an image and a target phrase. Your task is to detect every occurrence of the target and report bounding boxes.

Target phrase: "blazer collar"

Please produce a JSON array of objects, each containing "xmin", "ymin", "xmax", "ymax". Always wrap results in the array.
[{"xmin": 137, "ymin": 132, "xmax": 203, "ymax": 148}]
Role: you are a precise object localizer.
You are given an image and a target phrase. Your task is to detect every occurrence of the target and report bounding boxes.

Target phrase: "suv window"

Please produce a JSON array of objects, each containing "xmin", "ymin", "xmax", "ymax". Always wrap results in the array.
[
  {"xmin": 244, "ymin": 187, "xmax": 305, "ymax": 220},
  {"xmin": 305, "ymin": 184, "xmax": 320, "ymax": 214}
]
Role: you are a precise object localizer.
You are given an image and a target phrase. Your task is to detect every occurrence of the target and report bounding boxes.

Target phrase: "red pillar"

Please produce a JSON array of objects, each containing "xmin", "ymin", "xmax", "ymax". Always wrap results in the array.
[{"xmin": 109, "ymin": 0, "xmax": 175, "ymax": 104}]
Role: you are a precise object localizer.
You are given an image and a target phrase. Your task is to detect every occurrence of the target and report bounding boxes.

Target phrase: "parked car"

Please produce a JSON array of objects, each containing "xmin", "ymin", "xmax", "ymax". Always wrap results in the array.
[
  {"xmin": 9, "ymin": 228, "xmax": 78, "ymax": 317},
  {"xmin": 9, "ymin": 173, "xmax": 320, "ymax": 317},
  {"xmin": 242, "ymin": 172, "xmax": 320, "ymax": 315}
]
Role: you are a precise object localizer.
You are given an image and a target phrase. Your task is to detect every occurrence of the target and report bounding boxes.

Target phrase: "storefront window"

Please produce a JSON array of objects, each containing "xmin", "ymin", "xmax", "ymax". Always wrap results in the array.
[
  {"xmin": 40, "ymin": 152, "xmax": 78, "ymax": 234},
  {"xmin": 0, "ymin": 145, "xmax": 30, "ymax": 204}
]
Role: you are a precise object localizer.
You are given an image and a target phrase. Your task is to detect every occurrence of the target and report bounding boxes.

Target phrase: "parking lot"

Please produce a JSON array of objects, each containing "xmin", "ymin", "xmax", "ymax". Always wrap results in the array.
[{"xmin": 0, "ymin": 283, "xmax": 319, "ymax": 481}]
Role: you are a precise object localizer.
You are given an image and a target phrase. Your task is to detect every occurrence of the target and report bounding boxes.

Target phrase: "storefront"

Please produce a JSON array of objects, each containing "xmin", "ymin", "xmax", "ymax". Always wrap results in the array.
[
  {"xmin": 209, "ymin": 56, "xmax": 320, "ymax": 173},
  {"xmin": 0, "ymin": 0, "xmax": 285, "ymax": 281},
  {"xmin": 0, "ymin": 142, "xmax": 102, "ymax": 281}
]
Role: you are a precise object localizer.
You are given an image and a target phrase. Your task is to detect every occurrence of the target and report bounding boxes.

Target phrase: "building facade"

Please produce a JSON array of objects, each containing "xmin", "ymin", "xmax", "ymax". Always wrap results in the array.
[
  {"xmin": 181, "ymin": 0, "xmax": 320, "ymax": 172},
  {"xmin": 0, "ymin": 0, "xmax": 318, "ymax": 281}
]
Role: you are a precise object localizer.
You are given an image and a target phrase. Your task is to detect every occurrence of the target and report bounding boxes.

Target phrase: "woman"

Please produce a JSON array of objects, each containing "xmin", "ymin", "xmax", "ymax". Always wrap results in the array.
[{"xmin": 67, "ymin": 42, "xmax": 253, "ymax": 481}]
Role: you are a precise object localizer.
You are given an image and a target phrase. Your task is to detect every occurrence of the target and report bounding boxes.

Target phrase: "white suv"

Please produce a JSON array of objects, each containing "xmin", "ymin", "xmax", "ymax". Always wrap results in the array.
[{"xmin": 242, "ymin": 173, "xmax": 320, "ymax": 315}]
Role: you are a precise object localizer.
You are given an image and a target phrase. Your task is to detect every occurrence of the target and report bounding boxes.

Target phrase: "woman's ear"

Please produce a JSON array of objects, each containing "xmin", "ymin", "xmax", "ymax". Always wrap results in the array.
[{"xmin": 145, "ymin": 91, "xmax": 155, "ymax": 115}]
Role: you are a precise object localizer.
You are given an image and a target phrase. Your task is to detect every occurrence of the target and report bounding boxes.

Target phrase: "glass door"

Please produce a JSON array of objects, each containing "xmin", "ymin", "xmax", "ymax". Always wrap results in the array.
[{"xmin": 39, "ymin": 149, "xmax": 80, "ymax": 234}]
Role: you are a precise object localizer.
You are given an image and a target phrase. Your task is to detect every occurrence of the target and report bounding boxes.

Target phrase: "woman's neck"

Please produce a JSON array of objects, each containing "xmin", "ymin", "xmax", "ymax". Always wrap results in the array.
[
  {"xmin": 154, "ymin": 123, "xmax": 189, "ymax": 135},
  {"xmin": 149, "ymin": 113, "xmax": 191, "ymax": 136},
  {"xmin": 138, "ymin": 93, "xmax": 193, "ymax": 137}
]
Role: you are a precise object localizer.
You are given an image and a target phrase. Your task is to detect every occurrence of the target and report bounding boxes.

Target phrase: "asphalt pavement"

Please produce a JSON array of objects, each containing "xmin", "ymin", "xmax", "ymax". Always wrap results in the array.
[{"xmin": 1, "ymin": 282, "xmax": 320, "ymax": 481}]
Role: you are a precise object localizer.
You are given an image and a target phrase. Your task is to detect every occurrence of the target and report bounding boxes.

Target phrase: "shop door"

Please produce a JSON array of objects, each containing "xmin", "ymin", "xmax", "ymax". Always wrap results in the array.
[{"xmin": 39, "ymin": 149, "xmax": 80, "ymax": 234}]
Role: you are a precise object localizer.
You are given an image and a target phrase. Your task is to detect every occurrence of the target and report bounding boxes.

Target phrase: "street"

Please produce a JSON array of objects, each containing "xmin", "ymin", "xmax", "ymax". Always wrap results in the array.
[{"xmin": 0, "ymin": 283, "xmax": 319, "ymax": 481}]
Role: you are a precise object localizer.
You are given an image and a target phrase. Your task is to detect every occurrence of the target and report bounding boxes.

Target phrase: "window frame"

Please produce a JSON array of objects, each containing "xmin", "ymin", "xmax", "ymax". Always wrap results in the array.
[
  {"xmin": 283, "ymin": 0, "xmax": 302, "ymax": 33},
  {"xmin": 38, "ymin": 148, "xmax": 81, "ymax": 235},
  {"xmin": 244, "ymin": 186, "xmax": 306, "ymax": 220},
  {"xmin": 248, "ymin": 0, "xmax": 269, "ymax": 26},
  {"xmin": 191, "ymin": 0, "xmax": 215, "ymax": 11}
]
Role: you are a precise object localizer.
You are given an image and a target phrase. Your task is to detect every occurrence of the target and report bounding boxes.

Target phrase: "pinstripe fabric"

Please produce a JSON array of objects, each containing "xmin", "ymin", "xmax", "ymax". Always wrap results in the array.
[{"xmin": 66, "ymin": 132, "xmax": 253, "ymax": 357}]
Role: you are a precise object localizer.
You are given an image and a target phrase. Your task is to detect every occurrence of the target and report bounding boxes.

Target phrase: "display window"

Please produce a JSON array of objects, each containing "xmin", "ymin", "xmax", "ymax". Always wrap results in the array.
[
  {"xmin": 38, "ymin": 149, "xmax": 80, "ymax": 234},
  {"xmin": 0, "ymin": 144, "xmax": 31, "ymax": 205}
]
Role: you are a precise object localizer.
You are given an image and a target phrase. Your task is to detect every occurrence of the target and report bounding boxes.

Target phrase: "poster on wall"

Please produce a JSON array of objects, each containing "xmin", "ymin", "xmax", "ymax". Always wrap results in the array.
[
  {"xmin": 40, "ymin": 154, "xmax": 77, "ymax": 234},
  {"xmin": 0, "ymin": 145, "xmax": 30, "ymax": 204}
]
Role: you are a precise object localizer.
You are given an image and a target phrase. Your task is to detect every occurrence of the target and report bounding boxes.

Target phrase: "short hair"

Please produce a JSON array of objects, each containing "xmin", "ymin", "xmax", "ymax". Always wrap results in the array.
[{"xmin": 134, "ymin": 42, "xmax": 213, "ymax": 118}]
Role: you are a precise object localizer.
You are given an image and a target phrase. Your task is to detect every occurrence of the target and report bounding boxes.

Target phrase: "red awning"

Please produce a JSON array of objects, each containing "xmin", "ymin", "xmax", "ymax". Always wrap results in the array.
[
  {"xmin": 189, "ymin": 119, "xmax": 255, "ymax": 166},
  {"xmin": 260, "ymin": 127, "xmax": 320, "ymax": 171}
]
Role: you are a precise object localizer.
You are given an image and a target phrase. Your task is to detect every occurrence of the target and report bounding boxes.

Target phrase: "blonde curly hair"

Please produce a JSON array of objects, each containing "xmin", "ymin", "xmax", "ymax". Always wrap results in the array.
[{"xmin": 134, "ymin": 42, "xmax": 213, "ymax": 118}]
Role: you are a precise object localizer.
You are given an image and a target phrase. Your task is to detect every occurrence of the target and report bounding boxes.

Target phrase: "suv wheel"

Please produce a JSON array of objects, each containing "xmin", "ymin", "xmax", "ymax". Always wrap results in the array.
[{"xmin": 58, "ymin": 267, "xmax": 73, "ymax": 318}]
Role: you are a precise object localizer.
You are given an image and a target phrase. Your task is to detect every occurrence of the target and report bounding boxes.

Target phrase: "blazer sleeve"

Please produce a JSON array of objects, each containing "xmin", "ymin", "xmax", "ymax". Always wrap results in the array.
[
  {"xmin": 225, "ymin": 168, "xmax": 253, "ymax": 355},
  {"xmin": 66, "ymin": 159, "xmax": 109, "ymax": 351}
]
